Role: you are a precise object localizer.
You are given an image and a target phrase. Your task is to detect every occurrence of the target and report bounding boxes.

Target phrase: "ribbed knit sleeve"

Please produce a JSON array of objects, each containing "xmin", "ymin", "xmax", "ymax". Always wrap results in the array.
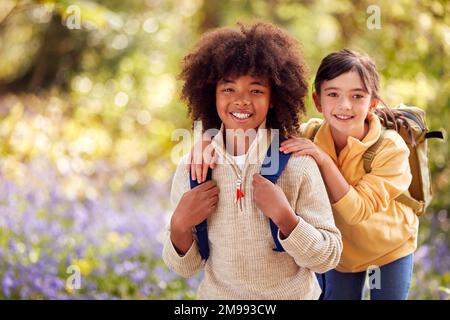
[
  {"xmin": 279, "ymin": 156, "xmax": 343, "ymax": 273},
  {"xmin": 162, "ymin": 157, "xmax": 203, "ymax": 278},
  {"xmin": 163, "ymin": 235, "xmax": 203, "ymax": 278}
]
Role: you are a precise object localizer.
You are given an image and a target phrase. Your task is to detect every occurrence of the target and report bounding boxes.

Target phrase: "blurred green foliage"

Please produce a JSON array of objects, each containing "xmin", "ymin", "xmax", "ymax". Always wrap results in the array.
[{"xmin": 0, "ymin": 0, "xmax": 448, "ymax": 299}]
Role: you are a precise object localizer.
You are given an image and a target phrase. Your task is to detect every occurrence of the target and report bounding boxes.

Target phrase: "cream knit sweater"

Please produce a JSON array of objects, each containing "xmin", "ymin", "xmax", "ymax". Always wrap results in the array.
[{"xmin": 163, "ymin": 125, "xmax": 342, "ymax": 299}]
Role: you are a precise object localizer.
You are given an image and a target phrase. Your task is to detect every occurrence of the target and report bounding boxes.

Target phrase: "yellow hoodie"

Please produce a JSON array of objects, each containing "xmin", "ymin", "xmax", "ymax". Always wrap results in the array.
[{"xmin": 301, "ymin": 115, "xmax": 419, "ymax": 272}]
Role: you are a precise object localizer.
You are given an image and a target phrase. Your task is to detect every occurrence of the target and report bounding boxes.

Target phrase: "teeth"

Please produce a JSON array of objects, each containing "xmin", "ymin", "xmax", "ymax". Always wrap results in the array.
[
  {"xmin": 232, "ymin": 112, "xmax": 251, "ymax": 119},
  {"xmin": 335, "ymin": 115, "xmax": 353, "ymax": 120}
]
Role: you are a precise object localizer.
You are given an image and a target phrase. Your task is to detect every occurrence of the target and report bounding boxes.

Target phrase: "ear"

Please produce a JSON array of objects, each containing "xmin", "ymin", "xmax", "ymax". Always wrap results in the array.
[
  {"xmin": 312, "ymin": 92, "xmax": 322, "ymax": 113},
  {"xmin": 369, "ymin": 98, "xmax": 378, "ymax": 113},
  {"xmin": 366, "ymin": 99, "xmax": 378, "ymax": 120}
]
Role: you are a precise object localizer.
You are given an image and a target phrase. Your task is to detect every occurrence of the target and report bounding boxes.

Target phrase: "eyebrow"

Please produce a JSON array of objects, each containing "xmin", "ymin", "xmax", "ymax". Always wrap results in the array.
[
  {"xmin": 221, "ymin": 79, "xmax": 268, "ymax": 87},
  {"xmin": 323, "ymin": 87, "xmax": 367, "ymax": 92}
]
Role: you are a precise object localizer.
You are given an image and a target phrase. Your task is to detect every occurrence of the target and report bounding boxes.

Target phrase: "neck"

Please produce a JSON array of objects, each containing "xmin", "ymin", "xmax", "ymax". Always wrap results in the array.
[
  {"xmin": 331, "ymin": 121, "xmax": 369, "ymax": 156},
  {"xmin": 224, "ymin": 129, "xmax": 257, "ymax": 156}
]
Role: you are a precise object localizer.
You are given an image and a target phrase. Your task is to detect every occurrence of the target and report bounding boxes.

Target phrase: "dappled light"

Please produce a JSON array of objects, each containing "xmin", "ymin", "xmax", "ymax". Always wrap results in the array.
[{"xmin": 0, "ymin": 0, "xmax": 448, "ymax": 299}]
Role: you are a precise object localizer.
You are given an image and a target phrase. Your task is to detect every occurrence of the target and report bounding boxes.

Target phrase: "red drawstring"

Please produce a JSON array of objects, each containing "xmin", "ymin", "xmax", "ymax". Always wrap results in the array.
[{"xmin": 236, "ymin": 188, "xmax": 245, "ymax": 201}]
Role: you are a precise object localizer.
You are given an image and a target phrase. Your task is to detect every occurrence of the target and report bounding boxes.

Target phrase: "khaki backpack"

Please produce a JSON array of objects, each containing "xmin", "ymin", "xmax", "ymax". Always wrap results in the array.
[{"xmin": 311, "ymin": 104, "xmax": 444, "ymax": 216}]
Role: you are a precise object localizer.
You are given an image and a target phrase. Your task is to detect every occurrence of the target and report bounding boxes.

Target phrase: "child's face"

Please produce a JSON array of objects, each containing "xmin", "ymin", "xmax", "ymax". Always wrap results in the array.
[
  {"xmin": 215, "ymin": 75, "xmax": 271, "ymax": 132},
  {"xmin": 313, "ymin": 71, "xmax": 377, "ymax": 137}
]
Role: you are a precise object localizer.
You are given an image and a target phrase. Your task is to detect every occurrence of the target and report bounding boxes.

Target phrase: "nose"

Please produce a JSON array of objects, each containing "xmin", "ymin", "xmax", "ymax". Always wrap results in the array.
[
  {"xmin": 338, "ymin": 96, "xmax": 352, "ymax": 110},
  {"xmin": 233, "ymin": 100, "xmax": 250, "ymax": 107},
  {"xmin": 233, "ymin": 92, "xmax": 251, "ymax": 107}
]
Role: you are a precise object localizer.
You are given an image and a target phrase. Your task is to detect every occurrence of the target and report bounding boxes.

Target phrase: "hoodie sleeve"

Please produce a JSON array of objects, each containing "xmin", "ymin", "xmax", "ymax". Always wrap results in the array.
[{"xmin": 332, "ymin": 132, "xmax": 412, "ymax": 225}]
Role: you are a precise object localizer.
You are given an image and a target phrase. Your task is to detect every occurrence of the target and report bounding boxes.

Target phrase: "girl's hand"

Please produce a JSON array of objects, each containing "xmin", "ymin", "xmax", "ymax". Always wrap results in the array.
[
  {"xmin": 186, "ymin": 136, "xmax": 218, "ymax": 184},
  {"xmin": 280, "ymin": 136, "xmax": 330, "ymax": 167},
  {"xmin": 252, "ymin": 174, "xmax": 298, "ymax": 236},
  {"xmin": 171, "ymin": 181, "xmax": 219, "ymax": 233}
]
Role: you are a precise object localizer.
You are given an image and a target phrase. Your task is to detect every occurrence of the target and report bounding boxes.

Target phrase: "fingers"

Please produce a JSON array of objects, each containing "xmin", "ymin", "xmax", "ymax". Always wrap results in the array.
[
  {"xmin": 202, "ymin": 145, "xmax": 215, "ymax": 181},
  {"xmin": 190, "ymin": 163, "xmax": 203, "ymax": 184},
  {"xmin": 280, "ymin": 145, "xmax": 305, "ymax": 154},
  {"xmin": 195, "ymin": 163, "xmax": 203, "ymax": 184},
  {"xmin": 202, "ymin": 194, "xmax": 218, "ymax": 214},
  {"xmin": 252, "ymin": 173, "xmax": 270, "ymax": 190},
  {"xmin": 190, "ymin": 152, "xmax": 216, "ymax": 183},
  {"xmin": 204, "ymin": 185, "xmax": 219, "ymax": 198},
  {"xmin": 191, "ymin": 141, "xmax": 216, "ymax": 183},
  {"xmin": 280, "ymin": 137, "xmax": 299, "ymax": 147},
  {"xmin": 190, "ymin": 154, "xmax": 202, "ymax": 182},
  {"xmin": 190, "ymin": 162, "xmax": 196, "ymax": 182},
  {"xmin": 280, "ymin": 139, "xmax": 313, "ymax": 154},
  {"xmin": 201, "ymin": 162, "xmax": 209, "ymax": 183},
  {"xmin": 191, "ymin": 140, "xmax": 203, "ymax": 182},
  {"xmin": 186, "ymin": 151, "xmax": 193, "ymax": 171},
  {"xmin": 196, "ymin": 180, "xmax": 217, "ymax": 191},
  {"xmin": 252, "ymin": 173, "xmax": 264, "ymax": 182},
  {"xmin": 280, "ymin": 138, "xmax": 310, "ymax": 149},
  {"xmin": 293, "ymin": 146, "xmax": 317, "ymax": 156},
  {"xmin": 188, "ymin": 136, "xmax": 217, "ymax": 180},
  {"xmin": 208, "ymin": 194, "xmax": 219, "ymax": 206}
]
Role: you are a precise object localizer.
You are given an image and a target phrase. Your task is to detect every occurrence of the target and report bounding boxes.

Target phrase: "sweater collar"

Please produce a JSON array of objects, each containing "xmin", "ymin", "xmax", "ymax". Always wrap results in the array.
[{"xmin": 211, "ymin": 120, "xmax": 272, "ymax": 168}]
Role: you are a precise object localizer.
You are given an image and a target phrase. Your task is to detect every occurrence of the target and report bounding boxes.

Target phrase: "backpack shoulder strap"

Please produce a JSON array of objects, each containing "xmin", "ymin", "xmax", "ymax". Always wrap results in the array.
[
  {"xmin": 260, "ymin": 142, "xmax": 292, "ymax": 183},
  {"xmin": 362, "ymin": 128, "xmax": 387, "ymax": 173},
  {"xmin": 190, "ymin": 134, "xmax": 293, "ymax": 259},
  {"xmin": 189, "ymin": 169, "xmax": 212, "ymax": 260},
  {"xmin": 261, "ymin": 138, "xmax": 292, "ymax": 252}
]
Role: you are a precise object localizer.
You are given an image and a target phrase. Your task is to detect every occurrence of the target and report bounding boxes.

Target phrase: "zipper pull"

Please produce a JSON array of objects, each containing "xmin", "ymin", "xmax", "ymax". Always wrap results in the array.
[{"xmin": 235, "ymin": 176, "xmax": 245, "ymax": 203}]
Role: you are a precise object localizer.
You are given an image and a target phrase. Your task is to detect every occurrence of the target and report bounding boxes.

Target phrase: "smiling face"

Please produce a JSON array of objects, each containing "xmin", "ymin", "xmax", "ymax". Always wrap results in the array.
[
  {"xmin": 215, "ymin": 75, "xmax": 271, "ymax": 132},
  {"xmin": 313, "ymin": 70, "xmax": 377, "ymax": 140}
]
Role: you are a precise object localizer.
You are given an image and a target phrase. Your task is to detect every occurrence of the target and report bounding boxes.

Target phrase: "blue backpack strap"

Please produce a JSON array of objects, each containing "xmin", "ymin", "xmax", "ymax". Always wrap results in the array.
[
  {"xmin": 189, "ymin": 136, "xmax": 291, "ymax": 257},
  {"xmin": 189, "ymin": 169, "xmax": 212, "ymax": 260},
  {"xmin": 261, "ymin": 138, "xmax": 292, "ymax": 252}
]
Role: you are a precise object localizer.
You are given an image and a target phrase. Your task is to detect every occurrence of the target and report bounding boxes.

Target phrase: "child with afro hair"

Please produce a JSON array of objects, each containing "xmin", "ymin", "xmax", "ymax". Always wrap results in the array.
[{"xmin": 163, "ymin": 22, "xmax": 342, "ymax": 299}]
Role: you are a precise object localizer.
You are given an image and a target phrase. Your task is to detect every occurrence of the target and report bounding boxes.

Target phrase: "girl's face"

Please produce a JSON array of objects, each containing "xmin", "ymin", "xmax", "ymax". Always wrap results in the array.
[
  {"xmin": 313, "ymin": 70, "xmax": 377, "ymax": 138},
  {"xmin": 215, "ymin": 75, "xmax": 271, "ymax": 132}
]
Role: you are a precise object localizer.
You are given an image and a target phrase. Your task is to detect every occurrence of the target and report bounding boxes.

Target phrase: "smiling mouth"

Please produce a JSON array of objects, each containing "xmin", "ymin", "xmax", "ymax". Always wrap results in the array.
[
  {"xmin": 230, "ymin": 112, "xmax": 252, "ymax": 120},
  {"xmin": 334, "ymin": 114, "xmax": 354, "ymax": 120}
]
